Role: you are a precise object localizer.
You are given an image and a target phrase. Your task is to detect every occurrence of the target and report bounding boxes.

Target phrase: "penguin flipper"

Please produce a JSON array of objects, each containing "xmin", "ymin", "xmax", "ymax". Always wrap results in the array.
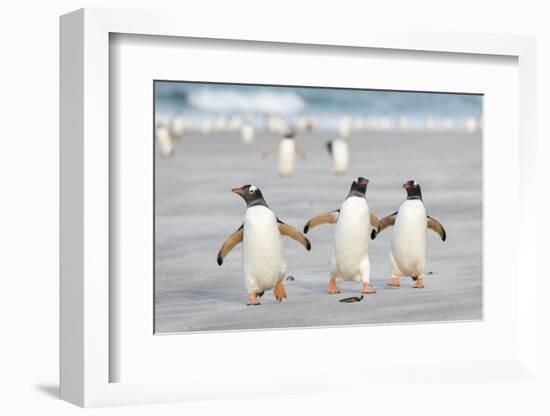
[
  {"xmin": 295, "ymin": 145, "xmax": 306, "ymax": 160},
  {"xmin": 261, "ymin": 143, "xmax": 279, "ymax": 158},
  {"xmin": 217, "ymin": 224, "xmax": 244, "ymax": 265},
  {"xmin": 427, "ymin": 216, "xmax": 447, "ymax": 241},
  {"xmin": 378, "ymin": 212, "xmax": 398, "ymax": 234},
  {"xmin": 277, "ymin": 220, "xmax": 311, "ymax": 251},
  {"xmin": 370, "ymin": 213, "xmax": 381, "ymax": 239},
  {"xmin": 303, "ymin": 210, "xmax": 339, "ymax": 233}
]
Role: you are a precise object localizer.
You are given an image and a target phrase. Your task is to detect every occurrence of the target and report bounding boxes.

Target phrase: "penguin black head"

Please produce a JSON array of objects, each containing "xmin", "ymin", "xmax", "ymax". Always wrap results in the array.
[
  {"xmin": 347, "ymin": 177, "xmax": 369, "ymax": 198},
  {"xmin": 284, "ymin": 129, "xmax": 296, "ymax": 139},
  {"xmin": 232, "ymin": 184, "xmax": 268, "ymax": 207},
  {"xmin": 403, "ymin": 180, "xmax": 423, "ymax": 200}
]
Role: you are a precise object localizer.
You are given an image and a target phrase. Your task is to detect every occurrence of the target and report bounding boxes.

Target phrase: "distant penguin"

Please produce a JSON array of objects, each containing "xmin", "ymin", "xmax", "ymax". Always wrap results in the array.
[
  {"xmin": 425, "ymin": 116, "xmax": 436, "ymax": 132},
  {"xmin": 156, "ymin": 123, "xmax": 173, "ymax": 158},
  {"xmin": 201, "ymin": 118, "xmax": 213, "ymax": 135},
  {"xmin": 466, "ymin": 117, "xmax": 479, "ymax": 134},
  {"xmin": 326, "ymin": 138, "xmax": 350, "ymax": 175},
  {"xmin": 398, "ymin": 117, "xmax": 409, "ymax": 133},
  {"xmin": 377, "ymin": 180, "xmax": 447, "ymax": 288},
  {"xmin": 379, "ymin": 115, "xmax": 392, "ymax": 132},
  {"xmin": 262, "ymin": 130, "xmax": 306, "ymax": 177},
  {"xmin": 303, "ymin": 178, "xmax": 380, "ymax": 295},
  {"xmin": 338, "ymin": 115, "xmax": 352, "ymax": 138},
  {"xmin": 240, "ymin": 120, "xmax": 255, "ymax": 144},
  {"xmin": 228, "ymin": 115, "xmax": 243, "ymax": 132},
  {"xmin": 443, "ymin": 117, "xmax": 454, "ymax": 132},
  {"xmin": 217, "ymin": 185, "xmax": 311, "ymax": 305},
  {"xmin": 169, "ymin": 114, "xmax": 186, "ymax": 139}
]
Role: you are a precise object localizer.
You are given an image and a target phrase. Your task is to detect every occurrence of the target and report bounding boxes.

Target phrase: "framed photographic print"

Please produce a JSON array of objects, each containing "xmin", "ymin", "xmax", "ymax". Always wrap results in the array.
[
  {"xmin": 153, "ymin": 80, "xmax": 482, "ymax": 333},
  {"xmin": 60, "ymin": 8, "xmax": 538, "ymax": 408}
]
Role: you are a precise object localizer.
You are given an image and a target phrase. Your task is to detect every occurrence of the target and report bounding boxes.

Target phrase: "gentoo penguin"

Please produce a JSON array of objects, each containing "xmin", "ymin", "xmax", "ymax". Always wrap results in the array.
[
  {"xmin": 156, "ymin": 123, "xmax": 173, "ymax": 158},
  {"xmin": 378, "ymin": 180, "xmax": 446, "ymax": 288},
  {"xmin": 326, "ymin": 138, "xmax": 350, "ymax": 175},
  {"xmin": 169, "ymin": 114, "xmax": 186, "ymax": 139},
  {"xmin": 466, "ymin": 116, "xmax": 480, "ymax": 134},
  {"xmin": 240, "ymin": 120, "xmax": 255, "ymax": 144},
  {"xmin": 217, "ymin": 185, "xmax": 311, "ymax": 305},
  {"xmin": 338, "ymin": 115, "xmax": 352, "ymax": 139},
  {"xmin": 303, "ymin": 178, "xmax": 380, "ymax": 295},
  {"xmin": 262, "ymin": 130, "xmax": 306, "ymax": 177}
]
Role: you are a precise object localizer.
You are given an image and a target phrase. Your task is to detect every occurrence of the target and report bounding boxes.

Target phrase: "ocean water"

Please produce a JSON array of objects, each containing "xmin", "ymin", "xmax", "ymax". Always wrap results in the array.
[{"xmin": 154, "ymin": 81, "xmax": 482, "ymax": 132}]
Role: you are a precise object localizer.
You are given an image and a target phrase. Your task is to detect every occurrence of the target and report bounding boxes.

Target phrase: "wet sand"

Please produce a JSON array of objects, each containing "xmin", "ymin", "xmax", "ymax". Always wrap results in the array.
[{"xmin": 155, "ymin": 131, "xmax": 482, "ymax": 333}]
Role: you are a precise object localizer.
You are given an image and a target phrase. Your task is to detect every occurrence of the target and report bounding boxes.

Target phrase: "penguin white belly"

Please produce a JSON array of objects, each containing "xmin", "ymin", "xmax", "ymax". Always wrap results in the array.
[
  {"xmin": 170, "ymin": 116, "xmax": 185, "ymax": 138},
  {"xmin": 243, "ymin": 206, "xmax": 286, "ymax": 292},
  {"xmin": 331, "ymin": 197, "xmax": 370, "ymax": 281},
  {"xmin": 278, "ymin": 139, "xmax": 295, "ymax": 176},
  {"xmin": 390, "ymin": 200, "xmax": 427, "ymax": 277},
  {"xmin": 331, "ymin": 139, "xmax": 349, "ymax": 174},
  {"xmin": 156, "ymin": 126, "xmax": 173, "ymax": 158}
]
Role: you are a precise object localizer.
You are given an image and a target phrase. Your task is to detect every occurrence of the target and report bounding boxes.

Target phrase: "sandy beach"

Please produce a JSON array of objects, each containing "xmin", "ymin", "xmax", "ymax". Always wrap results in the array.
[{"xmin": 155, "ymin": 130, "xmax": 482, "ymax": 333}]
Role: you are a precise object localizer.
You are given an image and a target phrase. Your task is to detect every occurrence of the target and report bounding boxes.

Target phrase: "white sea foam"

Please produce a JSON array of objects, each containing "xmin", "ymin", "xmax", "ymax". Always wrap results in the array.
[{"xmin": 187, "ymin": 90, "xmax": 305, "ymax": 115}]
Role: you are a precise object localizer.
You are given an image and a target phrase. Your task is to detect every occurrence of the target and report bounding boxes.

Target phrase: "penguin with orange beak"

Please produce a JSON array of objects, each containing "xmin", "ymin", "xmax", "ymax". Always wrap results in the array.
[
  {"xmin": 217, "ymin": 185, "xmax": 311, "ymax": 305},
  {"xmin": 377, "ymin": 180, "xmax": 446, "ymax": 288}
]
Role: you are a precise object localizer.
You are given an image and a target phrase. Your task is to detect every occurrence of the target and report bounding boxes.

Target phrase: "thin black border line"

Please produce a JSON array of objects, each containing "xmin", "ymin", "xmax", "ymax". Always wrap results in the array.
[{"xmin": 153, "ymin": 78, "xmax": 484, "ymax": 97}]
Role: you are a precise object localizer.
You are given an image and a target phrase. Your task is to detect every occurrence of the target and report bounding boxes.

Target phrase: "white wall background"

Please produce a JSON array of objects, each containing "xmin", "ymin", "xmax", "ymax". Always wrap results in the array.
[{"xmin": 0, "ymin": 1, "xmax": 547, "ymax": 415}]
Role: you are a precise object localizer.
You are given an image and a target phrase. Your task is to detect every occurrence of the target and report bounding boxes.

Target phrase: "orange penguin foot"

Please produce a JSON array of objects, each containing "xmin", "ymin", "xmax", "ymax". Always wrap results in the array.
[
  {"xmin": 247, "ymin": 293, "xmax": 261, "ymax": 306},
  {"xmin": 327, "ymin": 278, "xmax": 341, "ymax": 294},
  {"xmin": 362, "ymin": 282, "xmax": 377, "ymax": 294},
  {"xmin": 387, "ymin": 276, "xmax": 400, "ymax": 287},
  {"xmin": 412, "ymin": 278, "xmax": 425, "ymax": 289},
  {"xmin": 273, "ymin": 281, "xmax": 287, "ymax": 302}
]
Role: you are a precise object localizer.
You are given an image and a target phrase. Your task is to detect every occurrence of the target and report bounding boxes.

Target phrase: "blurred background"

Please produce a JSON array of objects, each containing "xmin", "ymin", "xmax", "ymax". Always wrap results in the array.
[{"xmin": 155, "ymin": 81, "xmax": 482, "ymax": 137}]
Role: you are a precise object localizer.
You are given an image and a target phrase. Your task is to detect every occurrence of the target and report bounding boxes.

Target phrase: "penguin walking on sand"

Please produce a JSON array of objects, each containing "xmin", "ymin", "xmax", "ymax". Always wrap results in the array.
[
  {"xmin": 217, "ymin": 185, "xmax": 311, "ymax": 305},
  {"xmin": 326, "ymin": 138, "xmax": 350, "ymax": 175},
  {"xmin": 377, "ymin": 180, "xmax": 447, "ymax": 288},
  {"xmin": 262, "ymin": 130, "xmax": 306, "ymax": 177},
  {"xmin": 169, "ymin": 114, "xmax": 187, "ymax": 140},
  {"xmin": 303, "ymin": 178, "xmax": 380, "ymax": 295}
]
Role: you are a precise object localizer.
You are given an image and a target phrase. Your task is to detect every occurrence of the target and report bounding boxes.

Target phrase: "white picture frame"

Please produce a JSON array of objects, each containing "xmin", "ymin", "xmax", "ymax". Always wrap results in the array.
[{"xmin": 60, "ymin": 8, "xmax": 537, "ymax": 408}]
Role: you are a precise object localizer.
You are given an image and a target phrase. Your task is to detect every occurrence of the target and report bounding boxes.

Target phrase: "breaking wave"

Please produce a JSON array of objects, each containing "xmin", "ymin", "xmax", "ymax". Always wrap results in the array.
[{"xmin": 187, "ymin": 90, "xmax": 305, "ymax": 115}]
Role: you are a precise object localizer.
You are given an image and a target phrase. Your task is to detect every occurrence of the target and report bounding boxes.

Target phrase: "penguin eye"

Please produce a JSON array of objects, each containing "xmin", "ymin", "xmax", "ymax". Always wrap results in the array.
[{"xmin": 248, "ymin": 185, "xmax": 257, "ymax": 193}]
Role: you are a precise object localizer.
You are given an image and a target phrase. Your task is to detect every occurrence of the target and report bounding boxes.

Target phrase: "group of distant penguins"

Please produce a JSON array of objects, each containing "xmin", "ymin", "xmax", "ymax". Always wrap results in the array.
[
  {"xmin": 217, "ymin": 178, "xmax": 447, "ymax": 305},
  {"xmin": 262, "ymin": 130, "xmax": 349, "ymax": 176},
  {"xmin": 156, "ymin": 114, "xmax": 350, "ymax": 176}
]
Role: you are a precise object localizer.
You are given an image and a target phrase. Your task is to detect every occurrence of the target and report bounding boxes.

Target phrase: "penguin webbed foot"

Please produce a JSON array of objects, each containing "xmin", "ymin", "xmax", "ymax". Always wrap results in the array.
[
  {"xmin": 247, "ymin": 293, "xmax": 262, "ymax": 306},
  {"xmin": 327, "ymin": 278, "xmax": 341, "ymax": 294},
  {"xmin": 273, "ymin": 281, "xmax": 287, "ymax": 302},
  {"xmin": 411, "ymin": 277, "xmax": 425, "ymax": 289},
  {"xmin": 361, "ymin": 283, "xmax": 377, "ymax": 294},
  {"xmin": 387, "ymin": 276, "xmax": 400, "ymax": 287}
]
